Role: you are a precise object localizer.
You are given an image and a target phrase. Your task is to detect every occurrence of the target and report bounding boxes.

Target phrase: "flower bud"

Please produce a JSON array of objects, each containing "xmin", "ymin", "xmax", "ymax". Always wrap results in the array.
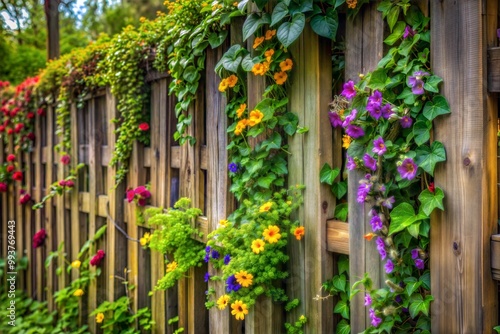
[
  {"xmin": 383, "ymin": 305, "xmax": 397, "ymax": 316},
  {"xmin": 385, "ymin": 279, "xmax": 404, "ymax": 292}
]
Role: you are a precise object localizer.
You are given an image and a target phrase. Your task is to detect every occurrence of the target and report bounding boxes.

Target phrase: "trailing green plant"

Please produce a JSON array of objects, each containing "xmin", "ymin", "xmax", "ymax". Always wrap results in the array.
[
  {"xmin": 145, "ymin": 197, "xmax": 205, "ymax": 290},
  {"xmin": 328, "ymin": 1, "xmax": 447, "ymax": 332}
]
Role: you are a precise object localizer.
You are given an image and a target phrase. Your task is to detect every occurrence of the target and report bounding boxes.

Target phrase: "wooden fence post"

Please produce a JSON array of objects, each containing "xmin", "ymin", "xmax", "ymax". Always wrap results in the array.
[{"xmin": 430, "ymin": 0, "xmax": 498, "ymax": 331}]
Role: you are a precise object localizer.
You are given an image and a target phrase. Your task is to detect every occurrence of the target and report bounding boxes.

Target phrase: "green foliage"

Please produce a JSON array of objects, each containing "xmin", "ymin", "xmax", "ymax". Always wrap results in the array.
[
  {"xmin": 323, "ymin": 255, "xmax": 350, "ymax": 334},
  {"xmin": 146, "ymin": 198, "xmax": 205, "ymax": 290}
]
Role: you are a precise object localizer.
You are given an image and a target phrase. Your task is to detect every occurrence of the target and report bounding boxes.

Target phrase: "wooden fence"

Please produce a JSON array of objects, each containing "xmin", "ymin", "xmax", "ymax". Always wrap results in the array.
[{"xmin": 1, "ymin": 1, "xmax": 499, "ymax": 333}]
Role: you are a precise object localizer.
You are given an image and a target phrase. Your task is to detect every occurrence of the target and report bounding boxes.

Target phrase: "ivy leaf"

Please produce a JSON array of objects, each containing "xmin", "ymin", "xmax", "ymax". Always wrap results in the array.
[
  {"xmin": 257, "ymin": 174, "xmax": 276, "ymax": 189},
  {"xmin": 208, "ymin": 30, "xmax": 228, "ymax": 48},
  {"xmin": 413, "ymin": 120, "xmax": 431, "ymax": 146},
  {"xmin": 331, "ymin": 181, "xmax": 347, "ymax": 199},
  {"xmin": 397, "ymin": 87, "xmax": 416, "ymax": 105},
  {"xmin": 415, "ymin": 141, "xmax": 447, "ymax": 176},
  {"xmin": 406, "ymin": 281, "xmax": 422, "ymax": 296},
  {"xmin": 216, "ymin": 45, "xmax": 246, "ymax": 73},
  {"xmin": 277, "ymin": 13, "xmax": 305, "ymax": 48},
  {"xmin": 420, "ymin": 270, "xmax": 431, "ymax": 290},
  {"xmin": 407, "ymin": 222, "xmax": 420, "ymax": 238},
  {"xmin": 333, "ymin": 274, "xmax": 347, "ymax": 292},
  {"xmin": 320, "ymin": 163, "xmax": 340, "ymax": 185},
  {"xmin": 389, "ymin": 203, "xmax": 426, "ymax": 235},
  {"xmin": 387, "ymin": 6, "xmax": 400, "ymax": 32},
  {"xmin": 253, "ymin": 0, "xmax": 268, "ymax": 10},
  {"xmin": 423, "ymin": 75, "xmax": 443, "ymax": 93},
  {"xmin": 418, "ymin": 187, "xmax": 445, "ymax": 216},
  {"xmin": 409, "ymin": 294, "xmax": 433, "ymax": 318},
  {"xmin": 271, "ymin": 2, "xmax": 289, "ymax": 27},
  {"xmin": 336, "ymin": 320, "xmax": 350, "ymax": 334},
  {"xmin": 334, "ymin": 203, "xmax": 348, "ymax": 222},
  {"xmin": 334, "ymin": 300, "xmax": 350, "ymax": 320},
  {"xmin": 263, "ymin": 132, "xmax": 282, "ymax": 151},
  {"xmin": 270, "ymin": 158, "xmax": 288, "ymax": 175},
  {"xmin": 338, "ymin": 255, "xmax": 349, "ymax": 275},
  {"xmin": 310, "ymin": 8, "xmax": 338, "ymax": 40},
  {"xmin": 279, "ymin": 112, "xmax": 299, "ymax": 136},
  {"xmin": 368, "ymin": 68, "xmax": 389, "ymax": 91},
  {"xmin": 334, "ymin": 0, "xmax": 345, "ymax": 9},
  {"xmin": 384, "ymin": 21, "xmax": 406, "ymax": 45},
  {"xmin": 377, "ymin": 0, "xmax": 393, "ymax": 17},
  {"xmin": 243, "ymin": 13, "xmax": 266, "ymax": 41}
]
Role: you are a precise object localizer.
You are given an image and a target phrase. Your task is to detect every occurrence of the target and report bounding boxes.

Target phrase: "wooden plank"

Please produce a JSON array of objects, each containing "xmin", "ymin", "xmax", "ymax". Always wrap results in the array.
[
  {"xmin": 23, "ymin": 137, "xmax": 33, "ymax": 297},
  {"xmin": 491, "ymin": 235, "xmax": 500, "ymax": 280},
  {"xmin": 34, "ymin": 107, "xmax": 44, "ymax": 298},
  {"xmin": 430, "ymin": 0, "xmax": 498, "ymax": 332},
  {"xmin": 326, "ymin": 220, "xmax": 349, "ymax": 255},
  {"xmin": 70, "ymin": 103, "xmax": 81, "ymax": 284},
  {"xmin": 0, "ymin": 129, "xmax": 7, "ymax": 294},
  {"xmin": 143, "ymin": 147, "xmax": 151, "ymax": 167},
  {"xmin": 106, "ymin": 87, "xmax": 127, "ymax": 302},
  {"xmin": 14, "ymin": 146, "xmax": 25, "ymax": 292},
  {"xmin": 170, "ymin": 146, "xmax": 181, "ymax": 168},
  {"xmin": 200, "ymin": 145, "xmax": 207, "ymax": 170},
  {"xmin": 101, "ymin": 146, "xmax": 110, "ymax": 166},
  {"xmin": 345, "ymin": 3, "xmax": 385, "ymax": 330}
]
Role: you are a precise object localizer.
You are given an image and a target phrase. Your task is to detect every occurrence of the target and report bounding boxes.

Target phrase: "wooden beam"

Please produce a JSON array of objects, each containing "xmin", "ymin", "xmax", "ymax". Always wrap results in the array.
[{"xmin": 326, "ymin": 220, "xmax": 349, "ymax": 255}]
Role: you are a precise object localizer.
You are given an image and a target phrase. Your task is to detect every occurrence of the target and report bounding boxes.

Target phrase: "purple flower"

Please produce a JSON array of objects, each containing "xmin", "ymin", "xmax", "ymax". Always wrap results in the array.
[
  {"xmin": 376, "ymin": 237, "xmax": 387, "ymax": 260},
  {"xmin": 369, "ymin": 308, "xmax": 382, "ymax": 327},
  {"xmin": 415, "ymin": 259, "xmax": 425, "ymax": 270},
  {"xmin": 204, "ymin": 246, "xmax": 211, "ymax": 262},
  {"xmin": 342, "ymin": 109, "xmax": 358, "ymax": 127},
  {"xmin": 226, "ymin": 275, "xmax": 242, "ymax": 292},
  {"xmin": 408, "ymin": 71, "xmax": 429, "ymax": 95},
  {"xmin": 385, "ymin": 259, "xmax": 394, "ymax": 274},
  {"xmin": 228, "ymin": 163, "xmax": 239, "ymax": 173},
  {"xmin": 346, "ymin": 124, "xmax": 365, "ymax": 139},
  {"xmin": 341, "ymin": 80, "xmax": 356, "ymax": 100},
  {"xmin": 370, "ymin": 215, "xmax": 383, "ymax": 232},
  {"xmin": 382, "ymin": 196, "xmax": 395, "ymax": 209},
  {"xmin": 372, "ymin": 137, "xmax": 387, "ymax": 156},
  {"xmin": 365, "ymin": 173, "xmax": 372, "ymax": 180},
  {"xmin": 397, "ymin": 158, "xmax": 418, "ymax": 180},
  {"xmin": 403, "ymin": 26, "xmax": 416, "ymax": 39},
  {"xmin": 205, "ymin": 246, "xmax": 211, "ymax": 253},
  {"xmin": 357, "ymin": 183, "xmax": 372, "ymax": 203},
  {"xmin": 400, "ymin": 115, "xmax": 413, "ymax": 128},
  {"xmin": 346, "ymin": 155, "xmax": 357, "ymax": 170},
  {"xmin": 395, "ymin": 295, "xmax": 403, "ymax": 303},
  {"xmin": 328, "ymin": 112, "xmax": 343, "ymax": 128},
  {"xmin": 363, "ymin": 154, "xmax": 377, "ymax": 171},
  {"xmin": 204, "ymin": 272, "xmax": 210, "ymax": 282},
  {"xmin": 211, "ymin": 249, "xmax": 220, "ymax": 260},
  {"xmin": 224, "ymin": 254, "xmax": 231, "ymax": 265},
  {"xmin": 411, "ymin": 249, "xmax": 419, "ymax": 259},
  {"xmin": 364, "ymin": 294, "xmax": 372, "ymax": 306},
  {"xmin": 368, "ymin": 90, "xmax": 383, "ymax": 105},
  {"xmin": 366, "ymin": 103, "xmax": 382, "ymax": 120},
  {"xmin": 381, "ymin": 104, "xmax": 393, "ymax": 119}
]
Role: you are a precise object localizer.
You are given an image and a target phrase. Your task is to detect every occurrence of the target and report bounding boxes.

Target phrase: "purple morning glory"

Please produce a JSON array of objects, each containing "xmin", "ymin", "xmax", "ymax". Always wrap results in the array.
[
  {"xmin": 369, "ymin": 308, "xmax": 382, "ymax": 327},
  {"xmin": 364, "ymin": 294, "xmax": 372, "ymax": 306},
  {"xmin": 228, "ymin": 163, "xmax": 238, "ymax": 173},
  {"xmin": 411, "ymin": 249, "xmax": 419, "ymax": 259},
  {"xmin": 382, "ymin": 196, "xmax": 395, "ymax": 209},
  {"xmin": 381, "ymin": 104, "xmax": 393, "ymax": 119},
  {"xmin": 341, "ymin": 80, "xmax": 356, "ymax": 100},
  {"xmin": 408, "ymin": 71, "xmax": 430, "ymax": 95},
  {"xmin": 363, "ymin": 154, "xmax": 377, "ymax": 171},
  {"xmin": 403, "ymin": 26, "xmax": 416, "ymax": 39},
  {"xmin": 366, "ymin": 91, "xmax": 383, "ymax": 120},
  {"xmin": 370, "ymin": 214, "xmax": 383, "ymax": 232},
  {"xmin": 346, "ymin": 155, "xmax": 357, "ymax": 171},
  {"xmin": 357, "ymin": 183, "xmax": 372, "ymax": 203},
  {"xmin": 372, "ymin": 137, "xmax": 387, "ymax": 156},
  {"xmin": 368, "ymin": 90, "xmax": 383, "ymax": 105},
  {"xmin": 346, "ymin": 124, "xmax": 365, "ymax": 139},
  {"xmin": 376, "ymin": 237, "xmax": 387, "ymax": 260},
  {"xmin": 204, "ymin": 246, "xmax": 211, "ymax": 262},
  {"xmin": 400, "ymin": 115, "xmax": 413, "ymax": 128},
  {"xmin": 385, "ymin": 259, "xmax": 394, "ymax": 274},
  {"xmin": 328, "ymin": 112, "xmax": 343, "ymax": 128},
  {"xmin": 415, "ymin": 259, "xmax": 425, "ymax": 270},
  {"xmin": 226, "ymin": 275, "xmax": 242, "ymax": 292},
  {"xmin": 204, "ymin": 272, "xmax": 210, "ymax": 282},
  {"xmin": 223, "ymin": 254, "xmax": 231, "ymax": 265},
  {"xmin": 395, "ymin": 295, "xmax": 403, "ymax": 303},
  {"xmin": 342, "ymin": 109, "xmax": 358, "ymax": 128},
  {"xmin": 211, "ymin": 249, "xmax": 220, "ymax": 260},
  {"xmin": 397, "ymin": 158, "xmax": 418, "ymax": 180}
]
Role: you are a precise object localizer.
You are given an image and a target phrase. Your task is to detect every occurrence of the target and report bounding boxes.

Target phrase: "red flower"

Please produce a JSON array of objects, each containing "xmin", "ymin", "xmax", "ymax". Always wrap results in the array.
[
  {"xmin": 6, "ymin": 165, "xmax": 14, "ymax": 173},
  {"xmin": 26, "ymin": 132, "xmax": 35, "ymax": 141},
  {"xmin": 7, "ymin": 128, "xmax": 13, "ymax": 135},
  {"xmin": 19, "ymin": 193, "xmax": 31, "ymax": 205},
  {"xmin": 65, "ymin": 180, "xmax": 74, "ymax": 188},
  {"xmin": 90, "ymin": 250, "xmax": 105, "ymax": 266},
  {"xmin": 0, "ymin": 182, "xmax": 7, "ymax": 192},
  {"xmin": 0, "ymin": 125, "xmax": 4, "ymax": 132},
  {"xmin": 12, "ymin": 171, "xmax": 23, "ymax": 181},
  {"xmin": 428, "ymin": 182, "xmax": 435, "ymax": 193},
  {"xmin": 58, "ymin": 180, "xmax": 67, "ymax": 187},
  {"xmin": 27, "ymin": 112, "xmax": 35, "ymax": 119},
  {"xmin": 32, "ymin": 229, "xmax": 47, "ymax": 248},
  {"xmin": 7, "ymin": 154, "xmax": 15, "ymax": 162},
  {"xmin": 126, "ymin": 189, "xmax": 135, "ymax": 203},
  {"xmin": 37, "ymin": 108, "xmax": 45, "ymax": 116},
  {"xmin": 138, "ymin": 123, "xmax": 150, "ymax": 131},
  {"xmin": 60, "ymin": 155, "xmax": 71, "ymax": 165},
  {"xmin": 14, "ymin": 123, "xmax": 24, "ymax": 133}
]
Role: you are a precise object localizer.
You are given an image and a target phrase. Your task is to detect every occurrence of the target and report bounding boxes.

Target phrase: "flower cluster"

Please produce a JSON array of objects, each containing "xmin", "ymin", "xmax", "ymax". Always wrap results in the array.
[
  {"xmin": 140, "ymin": 232, "xmax": 152, "ymax": 247},
  {"xmin": 32, "ymin": 229, "xmax": 47, "ymax": 248},
  {"xmin": 90, "ymin": 250, "xmax": 105, "ymax": 266},
  {"xmin": 127, "ymin": 185, "xmax": 151, "ymax": 207}
]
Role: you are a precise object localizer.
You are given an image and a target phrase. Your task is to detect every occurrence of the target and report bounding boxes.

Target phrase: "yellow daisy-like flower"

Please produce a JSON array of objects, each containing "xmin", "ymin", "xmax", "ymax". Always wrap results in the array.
[
  {"xmin": 220, "ymin": 219, "xmax": 228, "ymax": 227},
  {"xmin": 231, "ymin": 300, "xmax": 249, "ymax": 320},
  {"xmin": 274, "ymin": 71, "xmax": 288, "ymax": 85},
  {"xmin": 342, "ymin": 135, "xmax": 352, "ymax": 149},
  {"xmin": 280, "ymin": 58, "xmax": 293, "ymax": 72},
  {"xmin": 265, "ymin": 29, "xmax": 276, "ymax": 40},
  {"xmin": 263, "ymin": 225, "xmax": 281, "ymax": 244},
  {"xmin": 259, "ymin": 201, "xmax": 273, "ymax": 212},
  {"xmin": 251, "ymin": 239, "xmax": 265, "ymax": 254},
  {"xmin": 248, "ymin": 109, "xmax": 264, "ymax": 127},
  {"xmin": 96, "ymin": 312, "xmax": 105, "ymax": 323},
  {"xmin": 217, "ymin": 294, "xmax": 231, "ymax": 310},
  {"xmin": 218, "ymin": 78, "xmax": 229, "ymax": 92},
  {"xmin": 73, "ymin": 289, "xmax": 84, "ymax": 297},
  {"xmin": 251, "ymin": 63, "xmax": 267, "ymax": 76},
  {"xmin": 264, "ymin": 49, "xmax": 275, "ymax": 62},
  {"xmin": 234, "ymin": 270, "xmax": 253, "ymax": 287},
  {"xmin": 234, "ymin": 119, "xmax": 248, "ymax": 136},
  {"xmin": 236, "ymin": 103, "xmax": 246, "ymax": 118},
  {"xmin": 166, "ymin": 261, "xmax": 178, "ymax": 273},
  {"xmin": 294, "ymin": 226, "xmax": 305, "ymax": 241},
  {"xmin": 253, "ymin": 36, "xmax": 265, "ymax": 49},
  {"xmin": 226, "ymin": 74, "xmax": 238, "ymax": 88},
  {"xmin": 71, "ymin": 260, "xmax": 81, "ymax": 269}
]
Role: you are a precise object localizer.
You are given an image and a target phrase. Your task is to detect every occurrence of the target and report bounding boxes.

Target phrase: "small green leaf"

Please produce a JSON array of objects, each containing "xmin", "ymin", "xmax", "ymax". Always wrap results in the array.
[
  {"xmin": 368, "ymin": 68, "xmax": 389, "ymax": 91},
  {"xmin": 277, "ymin": 13, "xmax": 305, "ymax": 48},
  {"xmin": 409, "ymin": 294, "xmax": 433, "ymax": 318},
  {"xmin": 334, "ymin": 203, "xmax": 348, "ymax": 222},
  {"xmin": 334, "ymin": 300, "xmax": 350, "ymax": 320},
  {"xmin": 271, "ymin": 2, "xmax": 289, "ymax": 27},
  {"xmin": 389, "ymin": 203, "xmax": 426, "ymax": 235},
  {"xmin": 384, "ymin": 21, "xmax": 406, "ymax": 45},
  {"xmin": 310, "ymin": 8, "xmax": 338, "ymax": 40},
  {"xmin": 93, "ymin": 225, "xmax": 108, "ymax": 241},
  {"xmin": 333, "ymin": 274, "xmax": 347, "ymax": 292},
  {"xmin": 423, "ymin": 95, "xmax": 450, "ymax": 121},
  {"xmin": 257, "ymin": 174, "xmax": 276, "ymax": 189},
  {"xmin": 320, "ymin": 163, "xmax": 340, "ymax": 185},
  {"xmin": 415, "ymin": 141, "xmax": 447, "ymax": 176},
  {"xmin": 331, "ymin": 181, "xmax": 347, "ymax": 199},
  {"xmin": 423, "ymin": 75, "xmax": 443, "ymax": 93},
  {"xmin": 387, "ymin": 6, "xmax": 400, "ymax": 32},
  {"xmin": 418, "ymin": 187, "xmax": 445, "ymax": 216},
  {"xmin": 243, "ymin": 14, "xmax": 263, "ymax": 41},
  {"xmin": 336, "ymin": 320, "xmax": 351, "ymax": 334},
  {"xmin": 208, "ymin": 30, "xmax": 228, "ymax": 48},
  {"xmin": 413, "ymin": 120, "xmax": 431, "ymax": 146}
]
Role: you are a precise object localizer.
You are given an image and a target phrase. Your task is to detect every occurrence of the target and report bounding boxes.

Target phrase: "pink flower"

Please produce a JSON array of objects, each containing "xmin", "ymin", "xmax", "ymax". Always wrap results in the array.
[
  {"xmin": 12, "ymin": 171, "xmax": 23, "ymax": 181},
  {"xmin": 59, "ymin": 180, "xmax": 67, "ymax": 187},
  {"xmin": 37, "ymin": 108, "xmax": 45, "ymax": 116},
  {"xmin": 14, "ymin": 123, "xmax": 24, "ymax": 133},
  {"xmin": 397, "ymin": 158, "xmax": 418, "ymax": 180},
  {"xmin": 27, "ymin": 112, "xmax": 35, "ymax": 119},
  {"xmin": 26, "ymin": 133, "xmax": 35, "ymax": 141},
  {"xmin": 139, "ymin": 123, "xmax": 150, "ymax": 131},
  {"xmin": 32, "ymin": 229, "xmax": 47, "ymax": 248},
  {"xmin": 65, "ymin": 180, "xmax": 74, "ymax": 188},
  {"xmin": 7, "ymin": 154, "xmax": 15, "ymax": 162},
  {"xmin": 6, "ymin": 165, "xmax": 14, "ymax": 173},
  {"xmin": 0, "ymin": 182, "xmax": 7, "ymax": 192},
  {"xmin": 60, "ymin": 155, "xmax": 71, "ymax": 165},
  {"xmin": 134, "ymin": 186, "xmax": 151, "ymax": 199},
  {"xmin": 126, "ymin": 189, "xmax": 135, "ymax": 203},
  {"xmin": 19, "ymin": 193, "xmax": 31, "ymax": 205},
  {"xmin": 341, "ymin": 80, "xmax": 356, "ymax": 100},
  {"xmin": 90, "ymin": 250, "xmax": 105, "ymax": 266}
]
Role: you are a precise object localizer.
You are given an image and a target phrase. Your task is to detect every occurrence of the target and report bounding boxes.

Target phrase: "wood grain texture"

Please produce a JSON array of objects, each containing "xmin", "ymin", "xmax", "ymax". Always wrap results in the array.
[
  {"xmin": 430, "ymin": 0, "xmax": 498, "ymax": 331},
  {"xmin": 326, "ymin": 220, "xmax": 349, "ymax": 255},
  {"xmin": 34, "ymin": 102, "xmax": 44, "ymax": 301}
]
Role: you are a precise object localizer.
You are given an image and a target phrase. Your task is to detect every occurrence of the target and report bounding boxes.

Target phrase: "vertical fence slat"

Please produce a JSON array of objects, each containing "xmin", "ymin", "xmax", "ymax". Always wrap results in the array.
[
  {"xmin": 45, "ymin": 105, "xmax": 56, "ymax": 310},
  {"xmin": 24, "ymin": 152, "xmax": 33, "ymax": 297},
  {"xmin": 70, "ymin": 103, "xmax": 80, "ymax": 283},
  {"xmin": 34, "ymin": 107, "xmax": 44, "ymax": 300},
  {"xmin": 15, "ymin": 150, "xmax": 25, "ymax": 291}
]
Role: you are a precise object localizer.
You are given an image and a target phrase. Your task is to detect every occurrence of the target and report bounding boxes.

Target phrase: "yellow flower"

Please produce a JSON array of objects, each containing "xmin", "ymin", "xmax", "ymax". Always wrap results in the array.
[
  {"xmin": 220, "ymin": 219, "xmax": 228, "ymax": 227},
  {"xmin": 234, "ymin": 270, "xmax": 253, "ymax": 287},
  {"xmin": 253, "ymin": 36, "xmax": 265, "ymax": 49},
  {"xmin": 233, "ymin": 1, "xmax": 238, "ymax": 6},
  {"xmin": 140, "ymin": 232, "xmax": 151, "ymax": 246},
  {"xmin": 294, "ymin": 226, "xmax": 305, "ymax": 241},
  {"xmin": 299, "ymin": 315, "xmax": 306, "ymax": 322},
  {"xmin": 280, "ymin": 58, "xmax": 293, "ymax": 72},
  {"xmin": 218, "ymin": 78, "xmax": 229, "ymax": 92},
  {"xmin": 263, "ymin": 225, "xmax": 281, "ymax": 244},
  {"xmin": 248, "ymin": 109, "xmax": 264, "ymax": 127},
  {"xmin": 286, "ymin": 200, "xmax": 292, "ymax": 205},
  {"xmin": 217, "ymin": 294, "xmax": 231, "ymax": 310},
  {"xmin": 251, "ymin": 63, "xmax": 267, "ymax": 76},
  {"xmin": 264, "ymin": 49, "xmax": 275, "ymax": 62},
  {"xmin": 265, "ymin": 30, "xmax": 276, "ymax": 40},
  {"xmin": 139, "ymin": 16, "xmax": 146, "ymax": 23},
  {"xmin": 226, "ymin": 74, "xmax": 238, "ymax": 88},
  {"xmin": 274, "ymin": 71, "xmax": 288, "ymax": 85},
  {"xmin": 342, "ymin": 135, "xmax": 352, "ymax": 149},
  {"xmin": 96, "ymin": 312, "xmax": 105, "ymax": 323},
  {"xmin": 71, "ymin": 260, "xmax": 81, "ymax": 269},
  {"xmin": 166, "ymin": 261, "xmax": 178, "ymax": 273},
  {"xmin": 251, "ymin": 239, "xmax": 265, "ymax": 254},
  {"xmin": 234, "ymin": 119, "xmax": 248, "ymax": 136},
  {"xmin": 259, "ymin": 201, "xmax": 273, "ymax": 212},
  {"xmin": 347, "ymin": 0, "xmax": 357, "ymax": 9},
  {"xmin": 231, "ymin": 300, "xmax": 249, "ymax": 320},
  {"xmin": 236, "ymin": 103, "xmax": 246, "ymax": 118},
  {"xmin": 73, "ymin": 289, "xmax": 84, "ymax": 297}
]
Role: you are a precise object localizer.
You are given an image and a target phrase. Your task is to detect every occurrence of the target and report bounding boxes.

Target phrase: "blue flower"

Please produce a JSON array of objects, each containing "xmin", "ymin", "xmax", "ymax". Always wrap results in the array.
[
  {"xmin": 226, "ymin": 275, "xmax": 241, "ymax": 292},
  {"xmin": 211, "ymin": 250, "xmax": 220, "ymax": 260},
  {"xmin": 204, "ymin": 272, "xmax": 210, "ymax": 282},
  {"xmin": 228, "ymin": 163, "xmax": 239, "ymax": 173},
  {"xmin": 223, "ymin": 254, "xmax": 231, "ymax": 265}
]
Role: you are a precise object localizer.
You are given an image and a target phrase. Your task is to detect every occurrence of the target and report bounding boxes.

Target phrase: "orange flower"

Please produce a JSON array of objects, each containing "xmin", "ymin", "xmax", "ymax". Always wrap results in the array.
[
  {"xmin": 280, "ymin": 58, "xmax": 293, "ymax": 72},
  {"xmin": 259, "ymin": 201, "xmax": 273, "ymax": 212},
  {"xmin": 263, "ymin": 225, "xmax": 281, "ymax": 244},
  {"xmin": 95, "ymin": 312, "xmax": 105, "ymax": 323},
  {"xmin": 294, "ymin": 226, "xmax": 305, "ymax": 240},
  {"xmin": 364, "ymin": 233, "xmax": 376, "ymax": 241},
  {"xmin": 251, "ymin": 63, "xmax": 267, "ymax": 76},
  {"xmin": 236, "ymin": 103, "xmax": 246, "ymax": 118},
  {"xmin": 166, "ymin": 261, "xmax": 178, "ymax": 273},
  {"xmin": 347, "ymin": 0, "xmax": 357, "ymax": 9},
  {"xmin": 248, "ymin": 109, "xmax": 264, "ymax": 127},
  {"xmin": 253, "ymin": 36, "xmax": 265, "ymax": 49},
  {"xmin": 231, "ymin": 300, "xmax": 249, "ymax": 320},
  {"xmin": 234, "ymin": 119, "xmax": 248, "ymax": 136},
  {"xmin": 226, "ymin": 74, "xmax": 238, "ymax": 88},
  {"xmin": 219, "ymin": 78, "xmax": 228, "ymax": 92},
  {"xmin": 265, "ymin": 30, "xmax": 276, "ymax": 40},
  {"xmin": 251, "ymin": 239, "xmax": 265, "ymax": 254},
  {"xmin": 264, "ymin": 49, "xmax": 275, "ymax": 62},
  {"xmin": 235, "ymin": 270, "xmax": 253, "ymax": 287},
  {"xmin": 274, "ymin": 71, "xmax": 288, "ymax": 85}
]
